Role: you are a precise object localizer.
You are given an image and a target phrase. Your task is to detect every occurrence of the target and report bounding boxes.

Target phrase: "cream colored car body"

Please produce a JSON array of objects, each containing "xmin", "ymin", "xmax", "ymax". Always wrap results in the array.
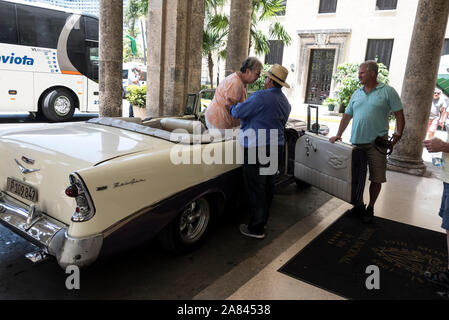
[{"xmin": 0, "ymin": 116, "xmax": 241, "ymax": 268}]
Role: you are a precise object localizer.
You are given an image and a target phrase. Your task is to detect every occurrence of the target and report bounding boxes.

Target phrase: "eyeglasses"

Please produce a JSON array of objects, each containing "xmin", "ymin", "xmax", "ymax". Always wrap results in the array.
[{"xmin": 434, "ymin": 92, "xmax": 441, "ymax": 95}]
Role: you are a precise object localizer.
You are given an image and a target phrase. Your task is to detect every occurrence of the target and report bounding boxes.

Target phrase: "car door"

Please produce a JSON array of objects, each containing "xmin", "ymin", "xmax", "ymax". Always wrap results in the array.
[{"xmin": 294, "ymin": 131, "xmax": 367, "ymax": 205}]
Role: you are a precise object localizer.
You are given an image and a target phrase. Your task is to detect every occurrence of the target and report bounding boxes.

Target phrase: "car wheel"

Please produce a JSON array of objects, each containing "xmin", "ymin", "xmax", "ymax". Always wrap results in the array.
[
  {"xmin": 159, "ymin": 197, "xmax": 211, "ymax": 253},
  {"xmin": 41, "ymin": 89, "xmax": 75, "ymax": 122},
  {"xmin": 295, "ymin": 179, "xmax": 311, "ymax": 189}
]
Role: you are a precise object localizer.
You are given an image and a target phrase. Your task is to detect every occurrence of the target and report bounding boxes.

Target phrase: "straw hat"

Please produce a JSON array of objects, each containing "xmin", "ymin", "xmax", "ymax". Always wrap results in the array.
[{"xmin": 263, "ymin": 64, "xmax": 290, "ymax": 88}]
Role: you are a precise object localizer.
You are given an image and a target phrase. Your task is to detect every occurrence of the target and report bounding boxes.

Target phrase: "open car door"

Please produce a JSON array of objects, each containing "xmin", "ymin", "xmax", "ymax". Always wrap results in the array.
[{"xmin": 294, "ymin": 106, "xmax": 368, "ymax": 205}]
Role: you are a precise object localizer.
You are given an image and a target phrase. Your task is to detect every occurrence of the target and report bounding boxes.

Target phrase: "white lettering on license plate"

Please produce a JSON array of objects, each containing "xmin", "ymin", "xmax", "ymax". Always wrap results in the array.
[{"xmin": 7, "ymin": 177, "xmax": 38, "ymax": 202}]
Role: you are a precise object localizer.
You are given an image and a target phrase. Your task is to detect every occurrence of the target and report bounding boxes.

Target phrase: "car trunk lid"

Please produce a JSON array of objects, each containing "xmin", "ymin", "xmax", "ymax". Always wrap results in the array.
[{"xmin": 0, "ymin": 122, "xmax": 174, "ymax": 224}]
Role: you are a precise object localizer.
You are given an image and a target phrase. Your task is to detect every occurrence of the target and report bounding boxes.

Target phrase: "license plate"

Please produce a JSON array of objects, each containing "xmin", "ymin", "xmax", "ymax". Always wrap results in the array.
[{"xmin": 6, "ymin": 177, "xmax": 38, "ymax": 202}]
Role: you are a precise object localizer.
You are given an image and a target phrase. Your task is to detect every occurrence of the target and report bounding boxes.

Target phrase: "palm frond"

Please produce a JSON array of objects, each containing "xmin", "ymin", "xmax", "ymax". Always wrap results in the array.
[
  {"xmin": 208, "ymin": 13, "xmax": 229, "ymax": 34},
  {"xmin": 251, "ymin": 29, "xmax": 270, "ymax": 56},
  {"xmin": 269, "ymin": 22, "xmax": 292, "ymax": 45}
]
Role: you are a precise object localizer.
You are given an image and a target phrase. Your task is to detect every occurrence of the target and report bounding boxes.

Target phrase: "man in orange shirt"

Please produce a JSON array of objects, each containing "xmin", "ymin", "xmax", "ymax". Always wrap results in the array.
[{"xmin": 205, "ymin": 57, "xmax": 262, "ymax": 133}]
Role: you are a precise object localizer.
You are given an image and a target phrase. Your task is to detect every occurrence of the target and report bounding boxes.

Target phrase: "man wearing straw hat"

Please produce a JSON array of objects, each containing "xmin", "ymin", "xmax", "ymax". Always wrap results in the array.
[{"xmin": 230, "ymin": 64, "xmax": 292, "ymax": 239}]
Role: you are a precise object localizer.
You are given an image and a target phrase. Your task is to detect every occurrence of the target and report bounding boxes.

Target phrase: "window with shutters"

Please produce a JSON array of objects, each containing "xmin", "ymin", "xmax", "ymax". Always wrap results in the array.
[
  {"xmin": 375, "ymin": 0, "xmax": 398, "ymax": 10},
  {"xmin": 365, "ymin": 39, "xmax": 394, "ymax": 70},
  {"xmin": 265, "ymin": 40, "xmax": 284, "ymax": 65},
  {"xmin": 318, "ymin": 0, "xmax": 337, "ymax": 14}
]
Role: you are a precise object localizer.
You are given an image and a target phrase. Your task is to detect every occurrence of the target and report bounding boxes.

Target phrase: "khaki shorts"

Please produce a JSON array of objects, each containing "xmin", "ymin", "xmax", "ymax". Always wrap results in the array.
[{"xmin": 355, "ymin": 143, "xmax": 387, "ymax": 183}]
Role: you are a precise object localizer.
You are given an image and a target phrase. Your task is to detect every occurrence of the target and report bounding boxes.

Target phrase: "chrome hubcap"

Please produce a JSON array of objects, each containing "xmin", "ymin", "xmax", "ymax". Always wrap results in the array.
[
  {"xmin": 54, "ymin": 96, "xmax": 71, "ymax": 116},
  {"xmin": 179, "ymin": 199, "xmax": 209, "ymax": 244}
]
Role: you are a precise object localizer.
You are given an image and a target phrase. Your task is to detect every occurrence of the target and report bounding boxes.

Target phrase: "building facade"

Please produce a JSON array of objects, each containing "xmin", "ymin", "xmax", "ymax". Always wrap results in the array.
[{"xmin": 261, "ymin": 0, "xmax": 449, "ymax": 105}]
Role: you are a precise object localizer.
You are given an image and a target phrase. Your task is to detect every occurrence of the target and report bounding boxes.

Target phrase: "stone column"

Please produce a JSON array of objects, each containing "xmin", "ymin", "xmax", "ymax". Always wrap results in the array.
[
  {"xmin": 225, "ymin": 0, "xmax": 252, "ymax": 77},
  {"xmin": 147, "ymin": 0, "xmax": 205, "ymax": 117},
  {"xmin": 99, "ymin": 0, "xmax": 123, "ymax": 117},
  {"xmin": 388, "ymin": 0, "xmax": 449, "ymax": 176}
]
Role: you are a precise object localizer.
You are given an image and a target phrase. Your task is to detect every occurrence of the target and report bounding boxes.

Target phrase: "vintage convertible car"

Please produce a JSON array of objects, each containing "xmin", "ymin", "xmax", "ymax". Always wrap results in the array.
[{"xmin": 0, "ymin": 90, "xmax": 357, "ymax": 269}]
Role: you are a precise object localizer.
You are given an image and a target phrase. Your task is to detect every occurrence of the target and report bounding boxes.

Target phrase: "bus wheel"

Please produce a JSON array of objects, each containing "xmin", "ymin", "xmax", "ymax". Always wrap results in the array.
[{"xmin": 41, "ymin": 89, "xmax": 75, "ymax": 122}]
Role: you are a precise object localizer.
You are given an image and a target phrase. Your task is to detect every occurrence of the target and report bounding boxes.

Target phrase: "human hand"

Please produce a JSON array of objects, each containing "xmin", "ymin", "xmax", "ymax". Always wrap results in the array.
[
  {"xmin": 391, "ymin": 133, "xmax": 402, "ymax": 146},
  {"xmin": 329, "ymin": 136, "xmax": 342, "ymax": 144},
  {"xmin": 423, "ymin": 138, "xmax": 445, "ymax": 153}
]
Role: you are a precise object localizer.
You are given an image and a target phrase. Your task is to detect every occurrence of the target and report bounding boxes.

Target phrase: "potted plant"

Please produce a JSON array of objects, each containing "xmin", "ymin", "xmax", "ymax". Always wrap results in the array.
[
  {"xmin": 126, "ymin": 84, "xmax": 147, "ymax": 119},
  {"xmin": 323, "ymin": 97, "xmax": 338, "ymax": 112}
]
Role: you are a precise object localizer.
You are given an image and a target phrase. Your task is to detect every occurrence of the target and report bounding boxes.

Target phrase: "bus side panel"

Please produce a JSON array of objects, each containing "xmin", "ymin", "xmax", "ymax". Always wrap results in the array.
[
  {"xmin": 33, "ymin": 73, "xmax": 84, "ymax": 110},
  {"xmin": 86, "ymin": 78, "xmax": 99, "ymax": 112},
  {"xmin": 0, "ymin": 70, "xmax": 34, "ymax": 112}
]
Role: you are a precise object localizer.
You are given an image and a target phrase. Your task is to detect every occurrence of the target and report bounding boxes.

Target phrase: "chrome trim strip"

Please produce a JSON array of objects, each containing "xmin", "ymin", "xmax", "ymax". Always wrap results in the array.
[{"xmin": 14, "ymin": 159, "xmax": 40, "ymax": 174}]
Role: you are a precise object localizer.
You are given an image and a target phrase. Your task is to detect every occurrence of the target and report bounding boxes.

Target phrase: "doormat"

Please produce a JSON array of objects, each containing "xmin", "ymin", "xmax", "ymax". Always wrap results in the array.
[{"xmin": 278, "ymin": 213, "xmax": 448, "ymax": 300}]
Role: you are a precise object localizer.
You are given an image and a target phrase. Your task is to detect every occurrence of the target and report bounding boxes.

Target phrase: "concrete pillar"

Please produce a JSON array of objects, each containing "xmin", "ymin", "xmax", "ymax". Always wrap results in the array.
[
  {"xmin": 388, "ymin": 0, "xmax": 449, "ymax": 176},
  {"xmin": 147, "ymin": 0, "xmax": 205, "ymax": 117},
  {"xmin": 99, "ymin": 0, "xmax": 123, "ymax": 117},
  {"xmin": 225, "ymin": 0, "xmax": 252, "ymax": 77}
]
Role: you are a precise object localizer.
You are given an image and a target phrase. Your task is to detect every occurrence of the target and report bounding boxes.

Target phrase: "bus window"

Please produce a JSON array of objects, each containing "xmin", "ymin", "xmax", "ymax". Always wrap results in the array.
[
  {"xmin": 0, "ymin": 2, "xmax": 18, "ymax": 44},
  {"xmin": 84, "ymin": 16, "xmax": 99, "ymax": 82},
  {"xmin": 88, "ymin": 46, "xmax": 99, "ymax": 81},
  {"xmin": 123, "ymin": 70, "xmax": 129, "ymax": 79},
  {"xmin": 17, "ymin": 4, "xmax": 70, "ymax": 49},
  {"xmin": 84, "ymin": 16, "xmax": 98, "ymax": 41}
]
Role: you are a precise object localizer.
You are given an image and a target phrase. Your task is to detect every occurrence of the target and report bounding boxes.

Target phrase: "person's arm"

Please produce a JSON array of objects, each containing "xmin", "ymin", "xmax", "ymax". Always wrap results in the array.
[
  {"xmin": 440, "ymin": 101, "xmax": 448, "ymax": 125},
  {"xmin": 329, "ymin": 113, "xmax": 352, "ymax": 143},
  {"xmin": 441, "ymin": 108, "xmax": 448, "ymax": 125},
  {"xmin": 229, "ymin": 92, "xmax": 260, "ymax": 120},
  {"xmin": 423, "ymin": 138, "xmax": 449, "ymax": 153},
  {"xmin": 391, "ymin": 109, "xmax": 405, "ymax": 145}
]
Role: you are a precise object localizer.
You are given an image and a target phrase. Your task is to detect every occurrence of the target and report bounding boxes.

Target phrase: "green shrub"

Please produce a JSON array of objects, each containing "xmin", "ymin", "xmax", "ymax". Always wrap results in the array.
[{"xmin": 126, "ymin": 85, "xmax": 146, "ymax": 108}]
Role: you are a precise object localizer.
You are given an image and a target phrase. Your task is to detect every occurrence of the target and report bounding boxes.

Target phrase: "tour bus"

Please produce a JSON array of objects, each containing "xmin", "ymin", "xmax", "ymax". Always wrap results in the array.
[{"xmin": 0, "ymin": 0, "xmax": 99, "ymax": 121}]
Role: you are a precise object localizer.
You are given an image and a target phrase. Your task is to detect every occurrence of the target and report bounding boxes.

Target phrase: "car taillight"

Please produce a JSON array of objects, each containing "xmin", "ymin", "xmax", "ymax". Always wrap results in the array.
[
  {"xmin": 67, "ymin": 173, "xmax": 95, "ymax": 222},
  {"xmin": 65, "ymin": 185, "xmax": 79, "ymax": 197}
]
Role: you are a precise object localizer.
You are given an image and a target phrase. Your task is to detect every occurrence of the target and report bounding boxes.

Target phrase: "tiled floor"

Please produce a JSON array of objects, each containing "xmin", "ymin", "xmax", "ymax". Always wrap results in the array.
[{"xmin": 193, "ymin": 168, "xmax": 446, "ymax": 300}]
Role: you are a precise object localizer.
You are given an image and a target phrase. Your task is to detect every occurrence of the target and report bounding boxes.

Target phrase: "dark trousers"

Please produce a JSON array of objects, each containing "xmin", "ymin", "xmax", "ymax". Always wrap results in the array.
[{"xmin": 243, "ymin": 145, "xmax": 283, "ymax": 234}]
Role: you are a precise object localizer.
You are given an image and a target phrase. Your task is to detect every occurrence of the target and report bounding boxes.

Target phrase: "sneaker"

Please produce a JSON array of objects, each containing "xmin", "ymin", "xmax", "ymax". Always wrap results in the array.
[
  {"xmin": 424, "ymin": 270, "xmax": 449, "ymax": 289},
  {"xmin": 344, "ymin": 204, "xmax": 366, "ymax": 217},
  {"xmin": 239, "ymin": 224, "xmax": 265, "ymax": 239},
  {"xmin": 362, "ymin": 206, "xmax": 374, "ymax": 224},
  {"xmin": 437, "ymin": 290, "xmax": 449, "ymax": 299}
]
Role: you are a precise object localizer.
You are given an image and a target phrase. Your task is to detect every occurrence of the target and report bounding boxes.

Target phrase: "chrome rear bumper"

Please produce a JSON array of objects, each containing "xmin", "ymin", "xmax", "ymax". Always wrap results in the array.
[{"xmin": 0, "ymin": 191, "xmax": 103, "ymax": 268}]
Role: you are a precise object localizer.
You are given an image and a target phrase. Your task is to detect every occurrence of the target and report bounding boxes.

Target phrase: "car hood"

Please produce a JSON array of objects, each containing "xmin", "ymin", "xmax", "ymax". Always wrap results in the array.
[{"xmin": 0, "ymin": 122, "xmax": 174, "ymax": 224}]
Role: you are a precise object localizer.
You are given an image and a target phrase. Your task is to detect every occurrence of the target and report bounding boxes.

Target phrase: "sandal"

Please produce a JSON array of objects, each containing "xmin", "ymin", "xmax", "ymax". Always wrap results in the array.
[{"xmin": 424, "ymin": 270, "xmax": 449, "ymax": 289}]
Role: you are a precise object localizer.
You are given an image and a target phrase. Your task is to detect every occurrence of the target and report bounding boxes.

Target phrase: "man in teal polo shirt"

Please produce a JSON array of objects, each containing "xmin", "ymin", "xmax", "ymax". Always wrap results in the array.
[{"xmin": 329, "ymin": 60, "xmax": 405, "ymax": 223}]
